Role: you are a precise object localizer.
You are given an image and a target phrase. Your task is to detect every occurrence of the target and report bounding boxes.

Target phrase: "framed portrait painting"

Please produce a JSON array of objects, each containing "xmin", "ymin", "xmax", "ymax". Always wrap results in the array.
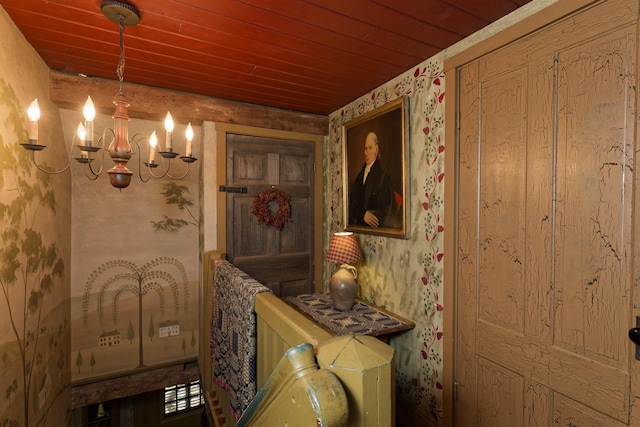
[{"xmin": 342, "ymin": 96, "xmax": 410, "ymax": 239}]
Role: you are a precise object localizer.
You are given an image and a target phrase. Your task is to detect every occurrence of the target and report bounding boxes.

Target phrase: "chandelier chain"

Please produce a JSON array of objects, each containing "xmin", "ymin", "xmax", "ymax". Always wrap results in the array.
[{"xmin": 117, "ymin": 14, "xmax": 126, "ymax": 94}]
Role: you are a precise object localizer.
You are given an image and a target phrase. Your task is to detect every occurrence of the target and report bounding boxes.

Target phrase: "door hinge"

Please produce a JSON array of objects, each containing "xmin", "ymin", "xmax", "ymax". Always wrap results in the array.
[
  {"xmin": 454, "ymin": 381, "xmax": 459, "ymax": 402},
  {"xmin": 219, "ymin": 185, "xmax": 247, "ymax": 193}
]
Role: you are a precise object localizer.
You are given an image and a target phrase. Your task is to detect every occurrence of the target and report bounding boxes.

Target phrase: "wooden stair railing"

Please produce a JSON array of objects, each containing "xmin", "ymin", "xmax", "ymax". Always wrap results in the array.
[{"xmin": 202, "ymin": 252, "xmax": 395, "ymax": 427}]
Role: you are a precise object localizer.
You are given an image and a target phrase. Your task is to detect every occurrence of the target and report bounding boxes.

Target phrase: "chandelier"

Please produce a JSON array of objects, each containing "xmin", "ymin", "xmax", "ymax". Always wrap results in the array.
[{"xmin": 21, "ymin": 0, "xmax": 197, "ymax": 189}]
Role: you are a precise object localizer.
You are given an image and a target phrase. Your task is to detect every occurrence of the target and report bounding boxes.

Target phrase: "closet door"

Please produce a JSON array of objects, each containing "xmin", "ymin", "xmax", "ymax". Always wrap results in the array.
[
  {"xmin": 455, "ymin": 0, "xmax": 638, "ymax": 424},
  {"xmin": 226, "ymin": 133, "xmax": 315, "ymax": 297}
]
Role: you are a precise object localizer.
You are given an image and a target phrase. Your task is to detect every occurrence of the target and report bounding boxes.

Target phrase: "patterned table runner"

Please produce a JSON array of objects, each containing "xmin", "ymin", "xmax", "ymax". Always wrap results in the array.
[{"xmin": 282, "ymin": 293, "xmax": 413, "ymax": 337}]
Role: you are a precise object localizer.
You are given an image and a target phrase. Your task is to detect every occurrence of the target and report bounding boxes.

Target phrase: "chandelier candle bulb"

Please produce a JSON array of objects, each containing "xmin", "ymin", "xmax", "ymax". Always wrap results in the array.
[
  {"xmin": 149, "ymin": 131, "xmax": 158, "ymax": 163},
  {"xmin": 77, "ymin": 123, "xmax": 88, "ymax": 159},
  {"xmin": 83, "ymin": 96, "xmax": 96, "ymax": 146},
  {"xmin": 185, "ymin": 123, "xmax": 193, "ymax": 157},
  {"xmin": 77, "ymin": 123, "xmax": 86, "ymax": 146},
  {"xmin": 27, "ymin": 99, "xmax": 40, "ymax": 142},
  {"xmin": 164, "ymin": 112, "xmax": 174, "ymax": 150}
]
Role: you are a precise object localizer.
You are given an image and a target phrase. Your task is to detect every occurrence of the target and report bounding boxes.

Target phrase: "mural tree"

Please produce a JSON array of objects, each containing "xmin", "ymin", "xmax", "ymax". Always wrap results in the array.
[
  {"xmin": 75, "ymin": 351, "xmax": 82, "ymax": 374},
  {"xmin": 0, "ymin": 79, "xmax": 66, "ymax": 427},
  {"xmin": 81, "ymin": 257, "xmax": 188, "ymax": 368},
  {"xmin": 150, "ymin": 182, "xmax": 199, "ymax": 232},
  {"xmin": 148, "ymin": 315, "xmax": 155, "ymax": 341}
]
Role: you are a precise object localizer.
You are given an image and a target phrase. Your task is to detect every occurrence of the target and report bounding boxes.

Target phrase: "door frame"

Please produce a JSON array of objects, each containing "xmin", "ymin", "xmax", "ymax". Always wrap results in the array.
[
  {"xmin": 210, "ymin": 122, "xmax": 324, "ymax": 292},
  {"xmin": 442, "ymin": 0, "xmax": 600, "ymax": 425}
]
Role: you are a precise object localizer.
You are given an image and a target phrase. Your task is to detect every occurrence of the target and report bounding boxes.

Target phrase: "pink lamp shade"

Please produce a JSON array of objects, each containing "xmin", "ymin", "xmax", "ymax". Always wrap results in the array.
[{"xmin": 326, "ymin": 232, "xmax": 362, "ymax": 264}]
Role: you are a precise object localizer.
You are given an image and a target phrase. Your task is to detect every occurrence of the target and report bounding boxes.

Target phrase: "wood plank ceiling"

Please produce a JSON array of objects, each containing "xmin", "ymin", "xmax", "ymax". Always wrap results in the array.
[{"xmin": 1, "ymin": 0, "xmax": 532, "ymax": 115}]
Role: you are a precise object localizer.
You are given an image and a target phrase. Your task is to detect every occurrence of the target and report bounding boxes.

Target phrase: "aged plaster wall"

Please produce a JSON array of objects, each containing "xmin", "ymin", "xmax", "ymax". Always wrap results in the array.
[
  {"xmin": 325, "ymin": 0, "xmax": 560, "ymax": 423},
  {"xmin": 66, "ymin": 109, "xmax": 202, "ymax": 381},
  {"xmin": 0, "ymin": 7, "xmax": 72, "ymax": 427}
]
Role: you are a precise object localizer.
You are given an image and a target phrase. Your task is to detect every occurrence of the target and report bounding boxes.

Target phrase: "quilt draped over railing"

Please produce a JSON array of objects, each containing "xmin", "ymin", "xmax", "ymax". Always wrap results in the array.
[{"xmin": 210, "ymin": 260, "xmax": 273, "ymax": 420}]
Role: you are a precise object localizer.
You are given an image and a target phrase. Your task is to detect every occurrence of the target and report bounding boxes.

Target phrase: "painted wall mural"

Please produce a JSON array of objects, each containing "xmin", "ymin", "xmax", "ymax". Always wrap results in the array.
[
  {"xmin": 0, "ymin": 39, "xmax": 72, "ymax": 427},
  {"xmin": 326, "ymin": 60, "xmax": 445, "ymax": 423},
  {"xmin": 68, "ymin": 110, "xmax": 201, "ymax": 381},
  {"xmin": 81, "ymin": 256, "xmax": 189, "ymax": 370}
]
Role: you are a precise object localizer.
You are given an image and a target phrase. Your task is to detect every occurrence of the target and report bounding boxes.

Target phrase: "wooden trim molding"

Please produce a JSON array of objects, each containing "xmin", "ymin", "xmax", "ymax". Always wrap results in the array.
[{"xmin": 443, "ymin": 0, "xmax": 601, "ymax": 72}]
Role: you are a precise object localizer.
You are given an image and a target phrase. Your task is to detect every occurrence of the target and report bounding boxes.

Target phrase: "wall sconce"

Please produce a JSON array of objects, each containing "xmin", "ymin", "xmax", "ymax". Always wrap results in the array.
[
  {"xmin": 325, "ymin": 231, "xmax": 363, "ymax": 310},
  {"xmin": 21, "ymin": 1, "xmax": 197, "ymax": 189}
]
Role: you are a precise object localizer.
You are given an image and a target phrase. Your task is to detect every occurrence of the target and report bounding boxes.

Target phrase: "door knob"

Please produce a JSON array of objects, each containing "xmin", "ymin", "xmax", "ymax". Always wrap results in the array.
[{"xmin": 629, "ymin": 328, "xmax": 640, "ymax": 345}]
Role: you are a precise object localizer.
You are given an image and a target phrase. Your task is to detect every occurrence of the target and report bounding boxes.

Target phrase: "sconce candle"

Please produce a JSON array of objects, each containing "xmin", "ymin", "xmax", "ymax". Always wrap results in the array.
[
  {"xmin": 164, "ymin": 112, "xmax": 174, "ymax": 150},
  {"xmin": 27, "ymin": 99, "xmax": 40, "ymax": 142},
  {"xmin": 149, "ymin": 131, "xmax": 158, "ymax": 163},
  {"xmin": 83, "ymin": 96, "xmax": 95, "ymax": 146},
  {"xmin": 185, "ymin": 123, "xmax": 194, "ymax": 157}
]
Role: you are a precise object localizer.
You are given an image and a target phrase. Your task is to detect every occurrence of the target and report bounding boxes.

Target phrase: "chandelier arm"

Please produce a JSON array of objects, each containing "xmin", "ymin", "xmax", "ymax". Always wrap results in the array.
[
  {"xmin": 83, "ymin": 131, "xmax": 109, "ymax": 178},
  {"xmin": 21, "ymin": 129, "xmax": 78, "ymax": 174},
  {"xmin": 131, "ymin": 137, "xmax": 153, "ymax": 183},
  {"xmin": 147, "ymin": 158, "xmax": 171, "ymax": 179},
  {"xmin": 165, "ymin": 163, "xmax": 191, "ymax": 180},
  {"xmin": 28, "ymin": 149, "xmax": 71, "ymax": 175},
  {"xmin": 131, "ymin": 136, "xmax": 168, "ymax": 182},
  {"xmin": 84, "ymin": 151, "xmax": 104, "ymax": 178},
  {"xmin": 82, "ymin": 166, "xmax": 101, "ymax": 181}
]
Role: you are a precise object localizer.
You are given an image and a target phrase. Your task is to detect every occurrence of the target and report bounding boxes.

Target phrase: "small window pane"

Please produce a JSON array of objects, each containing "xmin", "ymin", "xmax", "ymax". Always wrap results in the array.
[
  {"xmin": 163, "ymin": 379, "xmax": 204, "ymax": 417},
  {"xmin": 165, "ymin": 402, "xmax": 176, "ymax": 415}
]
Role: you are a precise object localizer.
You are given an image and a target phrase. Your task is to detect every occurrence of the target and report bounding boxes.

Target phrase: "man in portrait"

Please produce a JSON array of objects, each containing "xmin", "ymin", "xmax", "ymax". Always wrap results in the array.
[{"xmin": 349, "ymin": 132, "xmax": 398, "ymax": 228}]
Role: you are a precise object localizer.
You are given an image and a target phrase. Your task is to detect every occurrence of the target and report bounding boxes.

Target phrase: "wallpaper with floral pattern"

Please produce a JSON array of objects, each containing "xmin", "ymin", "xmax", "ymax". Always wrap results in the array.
[{"xmin": 325, "ymin": 59, "xmax": 445, "ymax": 423}]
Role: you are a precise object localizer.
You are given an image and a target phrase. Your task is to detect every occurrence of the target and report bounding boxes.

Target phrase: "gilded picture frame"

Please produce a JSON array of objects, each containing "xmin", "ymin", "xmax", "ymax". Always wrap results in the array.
[{"xmin": 342, "ymin": 96, "xmax": 410, "ymax": 239}]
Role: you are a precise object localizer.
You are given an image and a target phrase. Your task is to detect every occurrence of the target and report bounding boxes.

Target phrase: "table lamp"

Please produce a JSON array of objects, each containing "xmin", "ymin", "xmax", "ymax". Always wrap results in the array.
[{"xmin": 326, "ymin": 231, "xmax": 363, "ymax": 310}]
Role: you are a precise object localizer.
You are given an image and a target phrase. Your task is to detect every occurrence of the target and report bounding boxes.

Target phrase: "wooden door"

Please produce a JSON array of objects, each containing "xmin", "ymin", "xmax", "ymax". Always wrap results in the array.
[
  {"xmin": 454, "ymin": 0, "xmax": 638, "ymax": 424},
  {"xmin": 226, "ymin": 133, "xmax": 314, "ymax": 297}
]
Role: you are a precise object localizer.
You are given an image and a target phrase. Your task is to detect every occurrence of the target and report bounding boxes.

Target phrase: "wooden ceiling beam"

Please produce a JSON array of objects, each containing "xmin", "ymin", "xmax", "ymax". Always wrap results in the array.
[{"xmin": 48, "ymin": 70, "xmax": 329, "ymax": 136}]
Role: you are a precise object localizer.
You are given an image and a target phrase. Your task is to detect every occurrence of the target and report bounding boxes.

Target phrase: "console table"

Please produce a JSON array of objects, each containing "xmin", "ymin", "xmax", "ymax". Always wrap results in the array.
[{"xmin": 282, "ymin": 293, "xmax": 415, "ymax": 343}]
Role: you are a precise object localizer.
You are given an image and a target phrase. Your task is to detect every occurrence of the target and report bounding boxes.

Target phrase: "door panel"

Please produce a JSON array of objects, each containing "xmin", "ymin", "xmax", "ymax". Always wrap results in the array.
[
  {"xmin": 226, "ymin": 134, "xmax": 314, "ymax": 297},
  {"xmin": 554, "ymin": 35, "xmax": 632, "ymax": 368},
  {"xmin": 476, "ymin": 358, "xmax": 524, "ymax": 426},
  {"xmin": 478, "ymin": 67, "xmax": 527, "ymax": 337},
  {"xmin": 455, "ymin": 0, "xmax": 637, "ymax": 424}
]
